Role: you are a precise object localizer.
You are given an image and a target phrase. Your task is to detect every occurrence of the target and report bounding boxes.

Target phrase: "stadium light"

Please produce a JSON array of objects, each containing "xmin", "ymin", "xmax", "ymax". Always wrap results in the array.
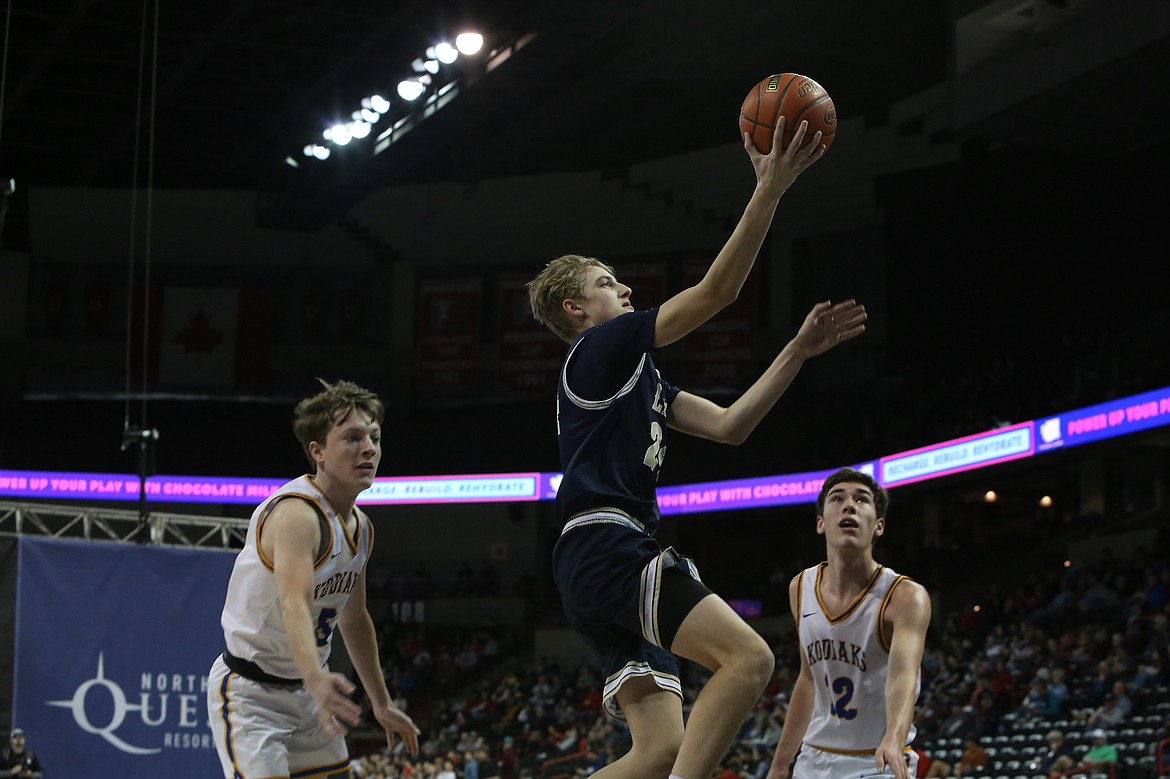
[
  {"xmin": 455, "ymin": 32, "xmax": 484, "ymax": 55},
  {"xmin": 350, "ymin": 120, "xmax": 371, "ymax": 140},
  {"xmin": 287, "ymin": 26, "xmax": 510, "ymax": 167},
  {"xmin": 363, "ymin": 95, "xmax": 391, "ymax": 114},
  {"xmin": 397, "ymin": 79, "xmax": 425, "ymax": 101}
]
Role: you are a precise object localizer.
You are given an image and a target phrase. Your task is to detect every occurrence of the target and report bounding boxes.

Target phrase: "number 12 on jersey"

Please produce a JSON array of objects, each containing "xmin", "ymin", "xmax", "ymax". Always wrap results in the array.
[{"xmin": 824, "ymin": 674, "xmax": 858, "ymax": 720}]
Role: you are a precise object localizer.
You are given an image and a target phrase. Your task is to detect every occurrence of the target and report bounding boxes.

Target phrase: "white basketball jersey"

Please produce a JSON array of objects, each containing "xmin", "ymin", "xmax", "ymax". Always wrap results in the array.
[
  {"xmin": 220, "ymin": 475, "xmax": 373, "ymax": 679},
  {"xmin": 797, "ymin": 563, "xmax": 918, "ymax": 753}
]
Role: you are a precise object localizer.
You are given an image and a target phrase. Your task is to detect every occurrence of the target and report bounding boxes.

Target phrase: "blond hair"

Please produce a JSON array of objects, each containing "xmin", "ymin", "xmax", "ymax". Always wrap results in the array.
[{"xmin": 526, "ymin": 254, "xmax": 615, "ymax": 343}]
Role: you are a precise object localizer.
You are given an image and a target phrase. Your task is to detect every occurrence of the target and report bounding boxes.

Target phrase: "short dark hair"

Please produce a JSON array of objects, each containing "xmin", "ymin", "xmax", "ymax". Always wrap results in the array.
[
  {"xmin": 292, "ymin": 379, "xmax": 384, "ymax": 470},
  {"xmin": 815, "ymin": 467, "xmax": 889, "ymax": 519}
]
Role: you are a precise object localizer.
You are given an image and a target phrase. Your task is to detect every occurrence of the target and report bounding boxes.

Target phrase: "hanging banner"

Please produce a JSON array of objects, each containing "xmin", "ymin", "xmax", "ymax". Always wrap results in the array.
[
  {"xmin": 680, "ymin": 259, "xmax": 757, "ymax": 388},
  {"xmin": 496, "ymin": 274, "xmax": 563, "ymax": 397},
  {"xmin": 158, "ymin": 287, "xmax": 239, "ymax": 388},
  {"xmin": 417, "ymin": 278, "xmax": 482, "ymax": 392},
  {"xmin": 13, "ymin": 536, "xmax": 235, "ymax": 779}
]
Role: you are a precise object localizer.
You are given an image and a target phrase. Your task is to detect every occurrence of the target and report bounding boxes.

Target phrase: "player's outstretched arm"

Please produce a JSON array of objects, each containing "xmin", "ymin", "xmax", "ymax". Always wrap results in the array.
[
  {"xmin": 668, "ymin": 299, "xmax": 865, "ymax": 444},
  {"xmin": 875, "ymin": 580, "xmax": 932, "ymax": 779},
  {"xmin": 767, "ymin": 576, "xmax": 816, "ymax": 779},
  {"xmin": 338, "ymin": 567, "xmax": 421, "ymax": 756},
  {"xmin": 654, "ymin": 117, "xmax": 825, "ymax": 350}
]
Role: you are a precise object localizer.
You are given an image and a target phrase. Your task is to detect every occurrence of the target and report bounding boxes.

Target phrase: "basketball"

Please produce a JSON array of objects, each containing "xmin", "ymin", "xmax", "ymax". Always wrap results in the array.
[{"xmin": 739, "ymin": 73, "xmax": 836, "ymax": 154}]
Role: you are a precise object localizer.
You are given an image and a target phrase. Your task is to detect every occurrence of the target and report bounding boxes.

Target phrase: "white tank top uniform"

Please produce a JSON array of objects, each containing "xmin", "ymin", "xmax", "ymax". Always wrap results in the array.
[
  {"xmin": 208, "ymin": 475, "xmax": 373, "ymax": 779},
  {"xmin": 220, "ymin": 475, "xmax": 372, "ymax": 678},
  {"xmin": 793, "ymin": 563, "xmax": 919, "ymax": 779}
]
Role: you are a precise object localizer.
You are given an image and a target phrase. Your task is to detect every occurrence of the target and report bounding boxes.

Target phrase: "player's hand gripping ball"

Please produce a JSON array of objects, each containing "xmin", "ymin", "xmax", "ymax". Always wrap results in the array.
[{"xmin": 740, "ymin": 72, "xmax": 836, "ymax": 154}]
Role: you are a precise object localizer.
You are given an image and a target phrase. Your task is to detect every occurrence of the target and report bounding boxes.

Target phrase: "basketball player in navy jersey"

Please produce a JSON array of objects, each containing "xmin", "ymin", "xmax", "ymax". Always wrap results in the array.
[
  {"xmin": 526, "ymin": 119, "xmax": 866, "ymax": 779},
  {"xmin": 207, "ymin": 379, "xmax": 419, "ymax": 779},
  {"xmin": 766, "ymin": 468, "xmax": 931, "ymax": 779}
]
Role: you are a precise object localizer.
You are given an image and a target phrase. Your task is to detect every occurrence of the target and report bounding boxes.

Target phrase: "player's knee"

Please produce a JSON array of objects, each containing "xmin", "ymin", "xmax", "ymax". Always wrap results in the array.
[
  {"xmin": 739, "ymin": 633, "xmax": 774, "ymax": 688},
  {"xmin": 640, "ymin": 734, "xmax": 683, "ymax": 775}
]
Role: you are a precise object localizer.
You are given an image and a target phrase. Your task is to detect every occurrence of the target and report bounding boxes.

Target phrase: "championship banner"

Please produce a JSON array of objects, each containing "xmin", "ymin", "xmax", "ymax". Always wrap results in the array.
[
  {"xmin": 417, "ymin": 278, "xmax": 482, "ymax": 392},
  {"xmin": 496, "ymin": 274, "xmax": 563, "ymax": 397},
  {"xmin": 13, "ymin": 537, "xmax": 236, "ymax": 778},
  {"xmin": 680, "ymin": 259, "xmax": 757, "ymax": 388}
]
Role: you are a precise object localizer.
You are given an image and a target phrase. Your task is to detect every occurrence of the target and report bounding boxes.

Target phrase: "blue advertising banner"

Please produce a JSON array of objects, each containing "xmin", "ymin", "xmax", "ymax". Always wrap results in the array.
[{"xmin": 13, "ymin": 536, "xmax": 236, "ymax": 778}]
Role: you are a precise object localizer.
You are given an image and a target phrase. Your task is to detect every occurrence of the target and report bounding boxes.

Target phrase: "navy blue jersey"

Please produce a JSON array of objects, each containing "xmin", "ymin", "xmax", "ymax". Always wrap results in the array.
[{"xmin": 554, "ymin": 309, "xmax": 681, "ymax": 530}]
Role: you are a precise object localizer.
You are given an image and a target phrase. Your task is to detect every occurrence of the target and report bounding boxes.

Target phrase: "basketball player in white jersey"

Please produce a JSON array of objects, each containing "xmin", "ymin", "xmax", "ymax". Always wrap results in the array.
[
  {"xmin": 207, "ymin": 379, "xmax": 419, "ymax": 778},
  {"xmin": 766, "ymin": 467, "xmax": 931, "ymax": 779}
]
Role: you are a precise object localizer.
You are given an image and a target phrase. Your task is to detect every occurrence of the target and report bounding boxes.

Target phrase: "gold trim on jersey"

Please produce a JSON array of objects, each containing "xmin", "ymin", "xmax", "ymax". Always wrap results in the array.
[
  {"xmin": 795, "ymin": 571, "xmax": 805, "ymax": 628},
  {"xmin": 806, "ymin": 743, "xmax": 914, "ymax": 756},
  {"xmin": 254, "ymin": 494, "xmax": 334, "ymax": 572},
  {"xmin": 815, "ymin": 562, "xmax": 885, "ymax": 624},
  {"xmin": 876, "ymin": 575, "xmax": 912, "ymax": 653},
  {"xmin": 342, "ymin": 506, "xmax": 363, "ymax": 557},
  {"xmin": 307, "ymin": 475, "xmax": 361, "ymax": 559}
]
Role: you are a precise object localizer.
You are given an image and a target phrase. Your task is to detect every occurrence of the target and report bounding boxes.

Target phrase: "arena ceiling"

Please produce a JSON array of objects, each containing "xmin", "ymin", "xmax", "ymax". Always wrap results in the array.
[{"xmin": 0, "ymin": 0, "xmax": 950, "ymax": 195}]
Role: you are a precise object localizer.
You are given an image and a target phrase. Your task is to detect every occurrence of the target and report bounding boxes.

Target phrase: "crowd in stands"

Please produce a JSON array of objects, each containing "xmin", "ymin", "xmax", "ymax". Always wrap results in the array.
[{"xmin": 346, "ymin": 528, "xmax": 1169, "ymax": 779}]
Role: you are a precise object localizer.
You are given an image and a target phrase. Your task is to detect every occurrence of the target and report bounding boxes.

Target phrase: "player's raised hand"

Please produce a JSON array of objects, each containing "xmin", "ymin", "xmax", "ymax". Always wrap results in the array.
[
  {"xmin": 793, "ymin": 299, "xmax": 867, "ymax": 358},
  {"xmin": 744, "ymin": 116, "xmax": 826, "ymax": 195}
]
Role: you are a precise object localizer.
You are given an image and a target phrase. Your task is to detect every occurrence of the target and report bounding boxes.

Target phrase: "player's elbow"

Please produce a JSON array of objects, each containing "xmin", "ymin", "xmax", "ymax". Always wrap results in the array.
[
  {"xmin": 722, "ymin": 419, "xmax": 753, "ymax": 446},
  {"xmin": 710, "ymin": 284, "xmax": 740, "ymax": 310},
  {"xmin": 724, "ymin": 429, "xmax": 750, "ymax": 446}
]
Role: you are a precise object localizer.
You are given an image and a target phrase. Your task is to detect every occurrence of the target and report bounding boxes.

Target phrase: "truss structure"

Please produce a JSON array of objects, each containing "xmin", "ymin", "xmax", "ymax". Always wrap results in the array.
[{"xmin": 0, "ymin": 501, "xmax": 248, "ymax": 549}]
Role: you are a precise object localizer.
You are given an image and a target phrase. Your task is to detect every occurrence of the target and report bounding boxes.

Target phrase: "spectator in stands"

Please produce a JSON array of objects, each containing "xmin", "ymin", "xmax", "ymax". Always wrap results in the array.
[
  {"xmin": 475, "ymin": 746, "xmax": 499, "ymax": 778},
  {"xmin": 968, "ymin": 691, "xmax": 1003, "ymax": 739},
  {"xmin": 955, "ymin": 734, "xmax": 990, "ymax": 776},
  {"xmin": 0, "ymin": 728, "xmax": 43, "ymax": 779},
  {"xmin": 1079, "ymin": 572, "xmax": 1121, "ymax": 621},
  {"xmin": 1143, "ymin": 569, "xmax": 1170, "ymax": 612},
  {"xmin": 1017, "ymin": 676, "xmax": 1061, "ymax": 720},
  {"xmin": 1132, "ymin": 646, "xmax": 1166, "ymax": 690},
  {"xmin": 739, "ymin": 704, "xmax": 770, "ymax": 746},
  {"xmin": 987, "ymin": 659, "xmax": 1015, "ymax": 708},
  {"xmin": 1079, "ymin": 685, "xmax": 1130, "ymax": 730},
  {"xmin": 1006, "ymin": 627, "xmax": 1041, "ymax": 676},
  {"xmin": 498, "ymin": 735, "xmax": 517, "ymax": 779},
  {"xmin": 436, "ymin": 757, "xmax": 458, "ymax": 779},
  {"xmin": 1082, "ymin": 660, "xmax": 1118, "ymax": 709},
  {"xmin": 1035, "ymin": 729, "xmax": 1076, "ymax": 777},
  {"xmin": 1077, "ymin": 728, "xmax": 1119, "ymax": 772},
  {"xmin": 463, "ymin": 749, "xmax": 480, "ymax": 779},
  {"xmin": 1028, "ymin": 576, "xmax": 1077, "ymax": 627},
  {"xmin": 1047, "ymin": 666, "xmax": 1071, "ymax": 712},
  {"xmin": 713, "ymin": 755, "xmax": 742, "ymax": 779},
  {"xmin": 911, "ymin": 747, "xmax": 951, "ymax": 778},
  {"xmin": 1149, "ymin": 713, "xmax": 1170, "ymax": 777}
]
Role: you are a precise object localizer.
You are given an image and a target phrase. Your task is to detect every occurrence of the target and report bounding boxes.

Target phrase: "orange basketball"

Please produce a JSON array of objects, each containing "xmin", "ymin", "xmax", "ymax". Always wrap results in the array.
[{"xmin": 739, "ymin": 73, "xmax": 836, "ymax": 154}]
